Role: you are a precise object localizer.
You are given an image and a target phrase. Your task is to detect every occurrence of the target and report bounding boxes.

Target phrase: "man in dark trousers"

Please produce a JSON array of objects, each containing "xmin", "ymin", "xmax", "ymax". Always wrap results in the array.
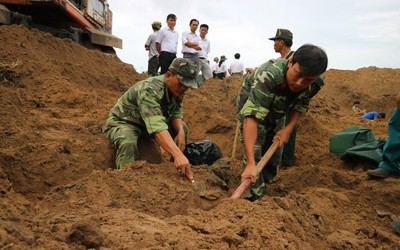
[
  {"xmin": 237, "ymin": 44, "xmax": 328, "ymax": 201},
  {"xmin": 156, "ymin": 14, "xmax": 179, "ymax": 74}
]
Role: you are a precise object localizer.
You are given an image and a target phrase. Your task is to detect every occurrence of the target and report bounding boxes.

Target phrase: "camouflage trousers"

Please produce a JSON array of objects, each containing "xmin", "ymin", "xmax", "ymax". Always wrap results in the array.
[
  {"xmin": 102, "ymin": 113, "xmax": 188, "ymax": 169},
  {"xmin": 239, "ymin": 117, "xmax": 284, "ymax": 198}
]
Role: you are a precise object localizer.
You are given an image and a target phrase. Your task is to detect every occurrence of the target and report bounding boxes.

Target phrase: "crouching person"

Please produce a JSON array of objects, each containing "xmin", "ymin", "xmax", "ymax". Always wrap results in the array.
[{"xmin": 102, "ymin": 58, "xmax": 197, "ymax": 179}]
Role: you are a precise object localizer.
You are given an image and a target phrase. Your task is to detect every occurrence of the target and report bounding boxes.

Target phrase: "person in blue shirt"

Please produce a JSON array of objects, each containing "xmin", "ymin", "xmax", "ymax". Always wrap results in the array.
[{"xmin": 362, "ymin": 111, "xmax": 385, "ymax": 120}]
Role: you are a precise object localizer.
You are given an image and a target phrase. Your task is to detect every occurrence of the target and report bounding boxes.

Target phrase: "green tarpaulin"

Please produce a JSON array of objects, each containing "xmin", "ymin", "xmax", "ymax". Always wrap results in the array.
[{"xmin": 329, "ymin": 126, "xmax": 385, "ymax": 165}]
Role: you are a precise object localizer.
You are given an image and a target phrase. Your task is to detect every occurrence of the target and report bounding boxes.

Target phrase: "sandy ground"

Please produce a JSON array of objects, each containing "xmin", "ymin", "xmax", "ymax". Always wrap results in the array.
[{"xmin": 1, "ymin": 25, "xmax": 399, "ymax": 249}]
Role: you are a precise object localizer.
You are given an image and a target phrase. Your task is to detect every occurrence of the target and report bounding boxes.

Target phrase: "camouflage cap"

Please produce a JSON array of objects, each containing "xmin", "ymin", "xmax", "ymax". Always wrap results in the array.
[
  {"xmin": 269, "ymin": 28, "xmax": 293, "ymax": 42},
  {"xmin": 152, "ymin": 21, "xmax": 162, "ymax": 29},
  {"xmin": 168, "ymin": 58, "xmax": 198, "ymax": 89}
]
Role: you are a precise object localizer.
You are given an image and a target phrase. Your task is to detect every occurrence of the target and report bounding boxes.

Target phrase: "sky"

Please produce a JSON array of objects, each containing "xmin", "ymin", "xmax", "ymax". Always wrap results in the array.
[{"xmin": 107, "ymin": 0, "xmax": 400, "ymax": 73}]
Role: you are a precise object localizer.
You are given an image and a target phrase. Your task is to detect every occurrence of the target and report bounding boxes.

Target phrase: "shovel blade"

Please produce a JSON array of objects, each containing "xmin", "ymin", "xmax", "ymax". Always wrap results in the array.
[
  {"xmin": 191, "ymin": 179, "xmax": 207, "ymax": 194},
  {"xmin": 186, "ymin": 171, "xmax": 219, "ymax": 200}
]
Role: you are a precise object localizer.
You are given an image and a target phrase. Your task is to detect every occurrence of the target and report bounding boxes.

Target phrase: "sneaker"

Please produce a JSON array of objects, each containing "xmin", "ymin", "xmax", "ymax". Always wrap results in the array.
[{"xmin": 367, "ymin": 168, "xmax": 391, "ymax": 179}]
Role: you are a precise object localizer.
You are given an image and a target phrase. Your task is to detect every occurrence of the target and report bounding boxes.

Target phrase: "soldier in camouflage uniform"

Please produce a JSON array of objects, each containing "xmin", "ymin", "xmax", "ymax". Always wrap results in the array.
[
  {"xmin": 102, "ymin": 58, "xmax": 197, "ymax": 179},
  {"xmin": 269, "ymin": 28, "xmax": 294, "ymax": 60},
  {"xmin": 269, "ymin": 28, "xmax": 297, "ymax": 167},
  {"xmin": 237, "ymin": 44, "xmax": 328, "ymax": 201}
]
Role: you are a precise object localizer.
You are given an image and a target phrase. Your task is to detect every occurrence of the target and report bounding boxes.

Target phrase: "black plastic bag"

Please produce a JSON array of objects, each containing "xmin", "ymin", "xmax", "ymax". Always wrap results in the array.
[{"xmin": 184, "ymin": 140, "xmax": 223, "ymax": 166}]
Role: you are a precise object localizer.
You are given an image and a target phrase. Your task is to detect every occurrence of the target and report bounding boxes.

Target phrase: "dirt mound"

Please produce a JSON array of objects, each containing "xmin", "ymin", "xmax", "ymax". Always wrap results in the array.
[{"xmin": 1, "ymin": 25, "xmax": 399, "ymax": 249}]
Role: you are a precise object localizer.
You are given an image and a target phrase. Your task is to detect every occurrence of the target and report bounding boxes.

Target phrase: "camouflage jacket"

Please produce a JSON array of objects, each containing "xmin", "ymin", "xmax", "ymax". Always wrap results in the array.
[
  {"xmin": 236, "ymin": 59, "xmax": 275, "ymax": 112},
  {"xmin": 238, "ymin": 59, "xmax": 324, "ymax": 126},
  {"xmin": 110, "ymin": 75, "xmax": 183, "ymax": 134}
]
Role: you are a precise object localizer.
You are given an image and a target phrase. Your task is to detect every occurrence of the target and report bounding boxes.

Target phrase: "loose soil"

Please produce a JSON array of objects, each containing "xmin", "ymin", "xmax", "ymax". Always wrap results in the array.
[{"xmin": 1, "ymin": 25, "xmax": 399, "ymax": 249}]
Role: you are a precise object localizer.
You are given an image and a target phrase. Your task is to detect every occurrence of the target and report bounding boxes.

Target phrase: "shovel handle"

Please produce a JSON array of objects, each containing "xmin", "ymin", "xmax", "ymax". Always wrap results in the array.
[
  {"xmin": 230, "ymin": 140, "xmax": 279, "ymax": 199},
  {"xmin": 230, "ymin": 178, "xmax": 251, "ymax": 199},
  {"xmin": 231, "ymin": 120, "xmax": 240, "ymax": 160}
]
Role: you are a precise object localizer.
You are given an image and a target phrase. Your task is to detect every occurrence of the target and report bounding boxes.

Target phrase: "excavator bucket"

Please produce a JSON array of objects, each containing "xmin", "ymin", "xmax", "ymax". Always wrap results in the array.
[{"xmin": 83, "ymin": 28, "xmax": 122, "ymax": 49}]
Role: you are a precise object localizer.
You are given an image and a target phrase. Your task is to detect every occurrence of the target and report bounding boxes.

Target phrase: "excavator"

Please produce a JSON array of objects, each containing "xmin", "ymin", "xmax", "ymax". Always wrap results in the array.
[{"xmin": 0, "ymin": 0, "xmax": 122, "ymax": 52}]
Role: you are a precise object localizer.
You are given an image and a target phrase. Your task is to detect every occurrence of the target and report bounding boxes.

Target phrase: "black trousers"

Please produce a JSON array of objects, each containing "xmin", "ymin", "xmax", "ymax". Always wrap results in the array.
[
  {"xmin": 216, "ymin": 72, "xmax": 225, "ymax": 79},
  {"xmin": 159, "ymin": 51, "xmax": 176, "ymax": 74}
]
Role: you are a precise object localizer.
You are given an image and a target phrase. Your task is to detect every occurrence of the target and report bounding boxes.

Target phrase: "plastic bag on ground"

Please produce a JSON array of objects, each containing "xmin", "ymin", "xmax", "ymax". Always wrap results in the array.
[{"xmin": 184, "ymin": 140, "xmax": 223, "ymax": 166}]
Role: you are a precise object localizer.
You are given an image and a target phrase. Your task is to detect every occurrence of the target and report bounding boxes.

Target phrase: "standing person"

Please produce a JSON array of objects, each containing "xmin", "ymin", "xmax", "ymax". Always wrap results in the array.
[
  {"xmin": 156, "ymin": 14, "xmax": 179, "ymax": 74},
  {"xmin": 181, "ymin": 20, "xmax": 213, "ymax": 86},
  {"xmin": 102, "ymin": 58, "xmax": 198, "ymax": 179},
  {"xmin": 145, "ymin": 21, "xmax": 162, "ymax": 76},
  {"xmin": 228, "ymin": 53, "xmax": 244, "ymax": 76},
  {"xmin": 269, "ymin": 28, "xmax": 296, "ymax": 167},
  {"xmin": 367, "ymin": 91, "xmax": 400, "ymax": 178},
  {"xmin": 242, "ymin": 28, "xmax": 293, "ymax": 76},
  {"xmin": 238, "ymin": 44, "xmax": 328, "ymax": 201},
  {"xmin": 197, "ymin": 24, "xmax": 213, "ymax": 85},
  {"xmin": 215, "ymin": 55, "xmax": 228, "ymax": 79},
  {"xmin": 211, "ymin": 57, "xmax": 219, "ymax": 79},
  {"xmin": 269, "ymin": 28, "xmax": 294, "ymax": 60},
  {"xmin": 181, "ymin": 18, "xmax": 201, "ymax": 68}
]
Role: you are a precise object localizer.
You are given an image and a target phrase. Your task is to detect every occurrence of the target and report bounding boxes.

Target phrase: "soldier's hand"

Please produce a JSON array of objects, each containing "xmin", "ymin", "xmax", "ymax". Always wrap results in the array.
[
  {"xmin": 245, "ymin": 68, "xmax": 254, "ymax": 74},
  {"xmin": 274, "ymin": 129, "xmax": 289, "ymax": 147},
  {"xmin": 174, "ymin": 131, "xmax": 186, "ymax": 152},
  {"xmin": 174, "ymin": 153, "xmax": 191, "ymax": 176},
  {"xmin": 241, "ymin": 163, "xmax": 257, "ymax": 183}
]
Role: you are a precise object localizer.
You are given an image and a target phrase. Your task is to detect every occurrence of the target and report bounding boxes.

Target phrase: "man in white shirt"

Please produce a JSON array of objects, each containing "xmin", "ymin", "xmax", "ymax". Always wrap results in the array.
[
  {"xmin": 181, "ymin": 19, "xmax": 201, "ymax": 58},
  {"xmin": 211, "ymin": 57, "xmax": 219, "ymax": 79},
  {"xmin": 196, "ymin": 24, "xmax": 213, "ymax": 86},
  {"xmin": 181, "ymin": 19, "xmax": 203, "ymax": 81},
  {"xmin": 228, "ymin": 53, "xmax": 244, "ymax": 76},
  {"xmin": 156, "ymin": 14, "xmax": 179, "ymax": 74},
  {"xmin": 145, "ymin": 21, "xmax": 162, "ymax": 76},
  {"xmin": 215, "ymin": 55, "xmax": 228, "ymax": 79}
]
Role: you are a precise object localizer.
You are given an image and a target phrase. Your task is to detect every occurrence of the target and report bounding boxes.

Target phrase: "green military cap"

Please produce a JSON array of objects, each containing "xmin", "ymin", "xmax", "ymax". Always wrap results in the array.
[
  {"xmin": 269, "ymin": 28, "xmax": 293, "ymax": 42},
  {"xmin": 151, "ymin": 21, "xmax": 162, "ymax": 29},
  {"xmin": 220, "ymin": 55, "xmax": 227, "ymax": 61},
  {"xmin": 168, "ymin": 58, "xmax": 198, "ymax": 89}
]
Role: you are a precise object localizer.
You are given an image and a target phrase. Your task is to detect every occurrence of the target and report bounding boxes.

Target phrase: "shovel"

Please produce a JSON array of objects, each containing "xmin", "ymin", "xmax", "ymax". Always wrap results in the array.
[{"xmin": 230, "ymin": 140, "xmax": 279, "ymax": 199}]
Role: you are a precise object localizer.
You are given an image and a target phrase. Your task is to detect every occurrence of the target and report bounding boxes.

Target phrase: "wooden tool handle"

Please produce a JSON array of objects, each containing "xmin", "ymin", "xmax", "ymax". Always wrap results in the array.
[
  {"xmin": 255, "ymin": 140, "xmax": 279, "ymax": 175},
  {"xmin": 230, "ymin": 140, "xmax": 279, "ymax": 199},
  {"xmin": 230, "ymin": 178, "xmax": 251, "ymax": 199},
  {"xmin": 231, "ymin": 120, "xmax": 240, "ymax": 160}
]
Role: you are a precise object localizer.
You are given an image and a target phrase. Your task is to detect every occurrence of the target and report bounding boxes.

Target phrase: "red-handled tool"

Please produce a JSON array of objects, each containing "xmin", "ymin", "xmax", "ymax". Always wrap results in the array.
[{"xmin": 230, "ymin": 140, "xmax": 279, "ymax": 199}]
